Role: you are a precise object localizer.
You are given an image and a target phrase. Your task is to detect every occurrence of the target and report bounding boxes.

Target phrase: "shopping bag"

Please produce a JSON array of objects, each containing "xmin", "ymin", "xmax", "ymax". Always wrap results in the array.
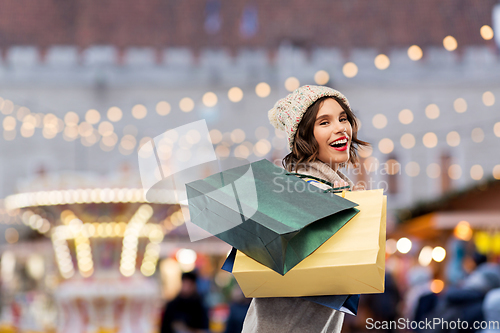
[
  {"xmin": 186, "ymin": 159, "xmax": 359, "ymax": 275},
  {"xmin": 222, "ymin": 247, "xmax": 360, "ymax": 315},
  {"xmin": 229, "ymin": 189, "xmax": 386, "ymax": 297}
]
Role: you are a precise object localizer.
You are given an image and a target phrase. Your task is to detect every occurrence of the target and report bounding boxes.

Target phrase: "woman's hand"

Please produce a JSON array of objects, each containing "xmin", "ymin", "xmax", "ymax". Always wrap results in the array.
[
  {"xmin": 334, "ymin": 180, "xmax": 365, "ymax": 191},
  {"xmin": 352, "ymin": 183, "xmax": 365, "ymax": 191},
  {"xmin": 333, "ymin": 180, "xmax": 350, "ymax": 189}
]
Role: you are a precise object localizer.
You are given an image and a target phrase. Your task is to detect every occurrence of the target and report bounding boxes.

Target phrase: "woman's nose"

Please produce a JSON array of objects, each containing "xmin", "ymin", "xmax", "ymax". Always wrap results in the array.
[{"xmin": 333, "ymin": 122, "xmax": 346, "ymax": 134}]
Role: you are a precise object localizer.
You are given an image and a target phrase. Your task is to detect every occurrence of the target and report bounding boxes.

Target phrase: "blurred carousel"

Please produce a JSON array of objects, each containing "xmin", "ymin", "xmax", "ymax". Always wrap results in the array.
[{"xmin": 3, "ymin": 170, "xmax": 184, "ymax": 333}]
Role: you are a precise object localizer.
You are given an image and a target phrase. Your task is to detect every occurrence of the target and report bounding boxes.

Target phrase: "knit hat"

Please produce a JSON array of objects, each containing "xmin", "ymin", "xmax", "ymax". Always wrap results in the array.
[{"xmin": 268, "ymin": 85, "xmax": 352, "ymax": 150}]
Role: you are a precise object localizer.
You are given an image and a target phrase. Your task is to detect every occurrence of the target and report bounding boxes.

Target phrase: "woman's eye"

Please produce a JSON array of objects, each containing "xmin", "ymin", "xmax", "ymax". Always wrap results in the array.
[
  {"xmin": 340, "ymin": 118, "xmax": 347, "ymax": 122},
  {"xmin": 320, "ymin": 121, "xmax": 329, "ymax": 125}
]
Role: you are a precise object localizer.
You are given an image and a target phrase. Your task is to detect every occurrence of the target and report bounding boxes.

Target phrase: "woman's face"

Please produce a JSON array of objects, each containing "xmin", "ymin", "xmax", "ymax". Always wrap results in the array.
[{"xmin": 313, "ymin": 98, "xmax": 352, "ymax": 170}]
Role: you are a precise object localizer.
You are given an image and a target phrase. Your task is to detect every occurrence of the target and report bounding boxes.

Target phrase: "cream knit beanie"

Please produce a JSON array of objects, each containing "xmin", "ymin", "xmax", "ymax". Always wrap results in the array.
[{"xmin": 268, "ymin": 85, "xmax": 352, "ymax": 150}]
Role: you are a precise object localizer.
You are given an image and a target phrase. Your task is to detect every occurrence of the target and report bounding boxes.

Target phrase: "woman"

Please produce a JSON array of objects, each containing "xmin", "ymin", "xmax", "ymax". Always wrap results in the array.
[{"xmin": 241, "ymin": 85, "xmax": 370, "ymax": 333}]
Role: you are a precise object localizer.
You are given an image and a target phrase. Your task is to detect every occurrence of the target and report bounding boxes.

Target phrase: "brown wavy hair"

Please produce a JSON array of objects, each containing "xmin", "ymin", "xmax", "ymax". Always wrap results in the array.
[{"xmin": 283, "ymin": 96, "xmax": 370, "ymax": 172}]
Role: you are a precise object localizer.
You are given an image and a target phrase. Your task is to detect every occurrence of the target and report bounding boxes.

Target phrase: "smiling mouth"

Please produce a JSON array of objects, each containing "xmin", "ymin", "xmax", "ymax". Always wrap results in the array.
[{"xmin": 329, "ymin": 137, "xmax": 348, "ymax": 149}]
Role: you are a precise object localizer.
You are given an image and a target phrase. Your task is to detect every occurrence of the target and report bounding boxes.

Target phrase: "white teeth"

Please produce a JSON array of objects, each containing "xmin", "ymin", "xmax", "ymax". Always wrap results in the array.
[{"xmin": 330, "ymin": 138, "xmax": 347, "ymax": 146}]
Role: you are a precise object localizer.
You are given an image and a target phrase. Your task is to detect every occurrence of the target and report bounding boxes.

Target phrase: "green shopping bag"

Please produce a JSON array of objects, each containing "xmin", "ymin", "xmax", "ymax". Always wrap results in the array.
[{"xmin": 186, "ymin": 159, "xmax": 358, "ymax": 275}]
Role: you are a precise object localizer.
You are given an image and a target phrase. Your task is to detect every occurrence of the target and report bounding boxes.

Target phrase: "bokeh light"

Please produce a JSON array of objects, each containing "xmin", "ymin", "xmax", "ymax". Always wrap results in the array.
[
  {"xmin": 215, "ymin": 145, "xmax": 230, "ymax": 159},
  {"xmin": 209, "ymin": 129, "xmax": 222, "ymax": 144},
  {"xmin": 495, "ymin": 122, "xmax": 500, "ymax": 137},
  {"xmin": 107, "ymin": 107, "xmax": 123, "ymax": 122},
  {"xmin": 228, "ymin": 87, "xmax": 244, "ymax": 102},
  {"xmin": 64, "ymin": 112, "xmax": 79, "ymax": 126},
  {"xmin": 234, "ymin": 144, "xmax": 251, "ymax": 159},
  {"xmin": 398, "ymin": 109, "xmax": 414, "ymax": 124},
  {"xmin": 1, "ymin": 99, "xmax": 14, "ymax": 115},
  {"xmin": 385, "ymin": 159, "xmax": 400, "ymax": 175},
  {"xmin": 253, "ymin": 139, "xmax": 271, "ymax": 157},
  {"xmin": 132, "ymin": 104, "xmax": 147, "ymax": 119},
  {"xmin": 386, "ymin": 239, "xmax": 397, "ymax": 255},
  {"xmin": 176, "ymin": 249, "xmax": 197, "ymax": 272},
  {"xmin": 3, "ymin": 116, "xmax": 16, "ymax": 131},
  {"xmin": 374, "ymin": 54, "xmax": 390, "ymax": 70},
  {"xmin": 471, "ymin": 127, "xmax": 484, "ymax": 143},
  {"xmin": 255, "ymin": 82, "xmax": 271, "ymax": 98},
  {"xmin": 406, "ymin": 161, "xmax": 420, "ymax": 177},
  {"xmin": 470, "ymin": 164, "xmax": 484, "ymax": 180},
  {"xmin": 443, "ymin": 36, "xmax": 457, "ymax": 51},
  {"xmin": 454, "ymin": 98, "xmax": 467, "ymax": 113},
  {"xmin": 85, "ymin": 109, "xmax": 101, "ymax": 124},
  {"xmin": 425, "ymin": 104, "xmax": 440, "ymax": 119},
  {"xmin": 423, "ymin": 132, "xmax": 438, "ymax": 148},
  {"xmin": 284, "ymin": 77, "xmax": 300, "ymax": 92},
  {"xmin": 5, "ymin": 228, "xmax": 19, "ymax": 244},
  {"xmin": 202, "ymin": 92, "xmax": 218, "ymax": 107},
  {"xmin": 372, "ymin": 114, "xmax": 387, "ymax": 129},
  {"xmin": 407, "ymin": 45, "xmax": 423, "ymax": 61},
  {"xmin": 179, "ymin": 98, "xmax": 195, "ymax": 112},
  {"xmin": 314, "ymin": 70, "xmax": 330, "ymax": 85},
  {"xmin": 446, "ymin": 131, "xmax": 460, "ymax": 147},
  {"xmin": 98, "ymin": 121, "xmax": 114, "ymax": 137},
  {"xmin": 230, "ymin": 129, "xmax": 245, "ymax": 144},
  {"xmin": 454, "ymin": 221, "xmax": 472, "ymax": 241},
  {"xmin": 482, "ymin": 91, "xmax": 495, "ymax": 106},
  {"xmin": 63, "ymin": 125, "xmax": 79, "ymax": 141},
  {"xmin": 358, "ymin": 145, "xmax": 373, "ymax": 158},
  {"xmin": 78, "ymin": 122, "xmax": 93, "ymax": 137},
  {"xmin": 397, "ymin": 237, "xmax": 412, "ymax": 254},
  {"xmin": 426, "ymin": 163, "xmax": 441, "ymax": 179},
  {"xmin": 431, "ymin": 280, "xmax": 445, "ymax": 293},
  {"xmin": 156, "ymin": 101, "xmax": 171, "ymax": 115},
  {"xmin": 378, "ymin": 138, "xmax": 394, "ymax": 154},
  {"xmin": 432, "ymin": 247, "xmax": 446, "ymax": 262},
  {"xmin": 418, "ymin": 246, "xmax": 433, "ymax": 266},
  {"xmin": 16, "ymin": 107, "xmax": 31, "ymax": 121},
  {"xmin": 480, "ymin": 25, "xmax": 494, "ymax": 40},
  {"xmin": 342, "ymin": 62, "xmax": 358, "ymax": 78},
  {"xmin": 400, "ymin": 133, "xmax": 415, "ymax": 149},
  {"xmin": 448, "ymin": 164, "xmax": 462, "ymax": 180},
  {"xmin": 494, "ymin": 165, "xmax": 500, "ymax": 180}
]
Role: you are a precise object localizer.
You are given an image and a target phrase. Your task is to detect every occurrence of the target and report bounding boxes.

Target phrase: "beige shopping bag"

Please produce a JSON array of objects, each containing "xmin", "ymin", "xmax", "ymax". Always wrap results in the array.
[{"xmin": 231, "ymin": 189, "xmax": 386, "ymax": 297}]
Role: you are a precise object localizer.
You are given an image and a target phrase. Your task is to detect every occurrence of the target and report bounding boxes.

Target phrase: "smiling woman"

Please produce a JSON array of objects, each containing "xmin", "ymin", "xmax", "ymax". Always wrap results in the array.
[{"xmin": 241, "ymin": 86, "xmax": 371, "ymax": 333}]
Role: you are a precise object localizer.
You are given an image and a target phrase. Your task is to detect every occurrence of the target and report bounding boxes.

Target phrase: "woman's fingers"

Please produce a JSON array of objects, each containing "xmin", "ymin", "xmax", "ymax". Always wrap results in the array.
[
  {"xmin": 352, "ymin": 184, "xmax": 365, "ymax": 191},
  {"xmin": 334, "ymin": 180, "xmax": 351, "ymax": 188}
]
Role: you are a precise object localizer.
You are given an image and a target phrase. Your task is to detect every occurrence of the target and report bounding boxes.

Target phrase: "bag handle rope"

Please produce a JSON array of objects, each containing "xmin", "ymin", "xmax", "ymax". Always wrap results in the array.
[{"xmin": 286, "ymin": 172, "xmax": 350, "ymax": 195}]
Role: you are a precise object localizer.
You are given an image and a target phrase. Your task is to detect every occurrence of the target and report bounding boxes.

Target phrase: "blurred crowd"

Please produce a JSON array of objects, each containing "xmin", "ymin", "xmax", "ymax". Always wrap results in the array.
[
  {"xmin": 343, "ymin": 240, "xmax": 500, "ymax": 333},
  {"xmin": 156, "ymin": 236, "xmax": 500, "ymax": 333}
]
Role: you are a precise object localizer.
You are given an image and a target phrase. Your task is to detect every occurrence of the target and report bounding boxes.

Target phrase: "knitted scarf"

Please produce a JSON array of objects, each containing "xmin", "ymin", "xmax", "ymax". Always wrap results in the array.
[{"xmin": 294, "ymin": 160, "xmax": 355, "ymax": 191}]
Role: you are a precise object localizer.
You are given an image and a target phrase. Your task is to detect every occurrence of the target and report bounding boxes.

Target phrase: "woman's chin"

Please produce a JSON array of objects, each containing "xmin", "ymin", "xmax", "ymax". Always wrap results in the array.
[{"xmin": 319, "ymin": 156, "xmax": 349, "ymax": 166}]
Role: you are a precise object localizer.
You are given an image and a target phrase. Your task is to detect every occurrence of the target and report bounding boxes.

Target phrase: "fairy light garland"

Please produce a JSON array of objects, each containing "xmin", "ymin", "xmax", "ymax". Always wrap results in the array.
[
  {"xmin": 4, "ymin": 188, "xmax": 177, "ymax": 211},
  {"xmin": 0, "ymin": 40, "xmax": 498, "ymax": 183},
  {"xmin": 119, "ymin": 204, "xmax": 154, "ymax": 277}
]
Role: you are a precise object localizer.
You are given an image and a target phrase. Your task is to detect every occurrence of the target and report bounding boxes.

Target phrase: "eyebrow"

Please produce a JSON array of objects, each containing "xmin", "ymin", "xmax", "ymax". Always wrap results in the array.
[
  {"xmin": 316, "ymin": 111, "xmax": 347, "ymax": 121},
  {"xmin": 316, "ymin": 114, "xmax": 330, "ymax": 121}
]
